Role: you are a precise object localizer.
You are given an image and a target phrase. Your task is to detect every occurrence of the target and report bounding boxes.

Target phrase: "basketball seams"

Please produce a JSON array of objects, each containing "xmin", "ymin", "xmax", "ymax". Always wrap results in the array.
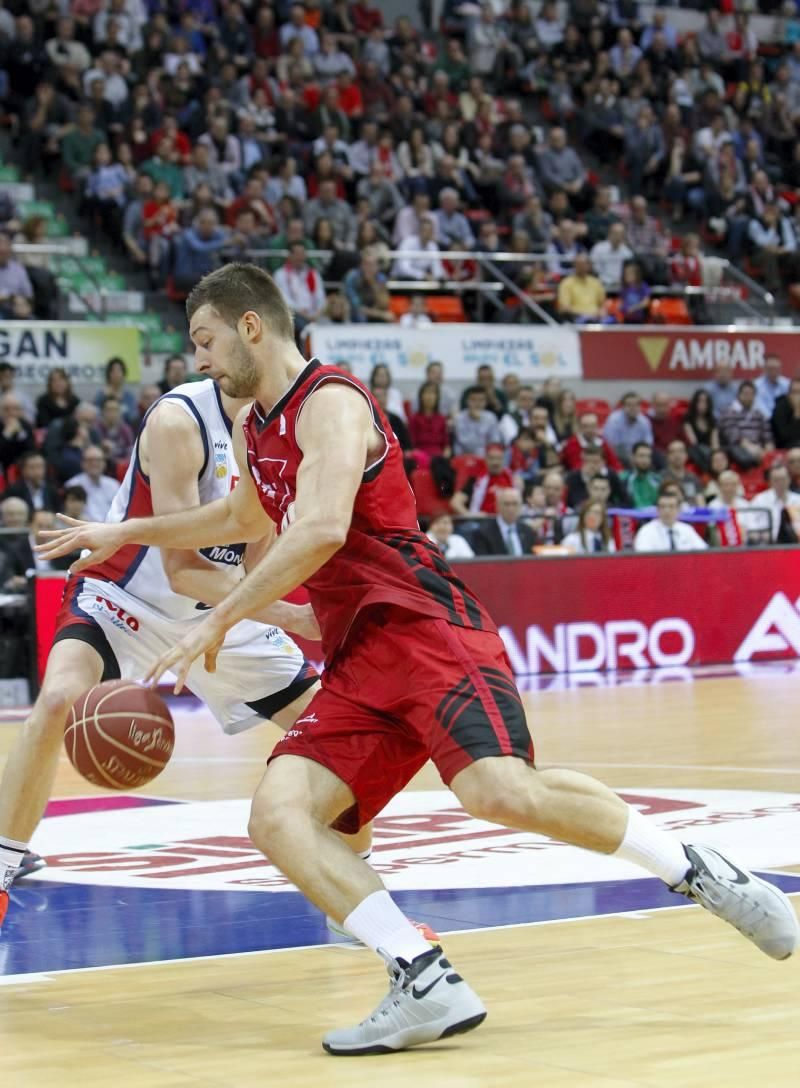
[
  {"xmin": 81, "ymin": 707, "xmax": 120, "ymax": 788},
  {"xmin": 88, "ymin": 723, "xmax": 172, "ymax": 770},
  {"xmin": 69, "ymin": 712, "xmax": 174, "ymax": 768},
  {"xmin": 70, "ymin": 711, "xmax": 175, "ymax": 726}
]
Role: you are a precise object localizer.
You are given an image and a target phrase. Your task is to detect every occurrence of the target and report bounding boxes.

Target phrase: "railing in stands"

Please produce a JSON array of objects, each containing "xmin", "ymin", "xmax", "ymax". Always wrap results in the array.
[{"xmin": 240, "ymin": 247, "xmax": 778, "ymax": 328}]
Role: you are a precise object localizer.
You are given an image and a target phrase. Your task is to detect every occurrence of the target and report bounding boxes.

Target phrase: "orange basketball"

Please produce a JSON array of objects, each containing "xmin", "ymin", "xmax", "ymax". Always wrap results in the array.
[{"xmin": 64, "ymin": 680, "xmax": 175, "ymax": 790}]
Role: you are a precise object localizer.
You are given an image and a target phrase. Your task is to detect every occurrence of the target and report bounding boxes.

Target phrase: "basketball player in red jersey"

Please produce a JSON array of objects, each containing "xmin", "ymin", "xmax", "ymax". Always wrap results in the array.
[{"xmin": 39, "ymin": 265, "xmax": 798, "ymax": 1055}]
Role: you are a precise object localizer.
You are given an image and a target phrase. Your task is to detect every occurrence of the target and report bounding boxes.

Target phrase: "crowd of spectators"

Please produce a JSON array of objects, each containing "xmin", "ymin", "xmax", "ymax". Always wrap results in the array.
[
  {"xmin": 3, "ymin": 347, "xmax": 796, "ymax": 576},
  {"xmin": 9, "ymin": 1, "xmax": 800, "ymax": 327},
  {"xmin": 402, "ymin": 352, "xmax": 800, "ymax": 556},
  {"xmin": 0, "ymin": 354, "xmax": 186, "ymax": 598}
]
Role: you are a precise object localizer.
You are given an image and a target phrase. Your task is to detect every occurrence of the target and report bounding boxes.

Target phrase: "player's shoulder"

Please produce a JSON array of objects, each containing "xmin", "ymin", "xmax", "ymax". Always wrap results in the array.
[
  {"xmin": 146, "ymin": 395, "xmax": 202, "ymax": 437},
  {"xmin": 300, "ymin": 373, "xmax": 373, "ymax": 416}
]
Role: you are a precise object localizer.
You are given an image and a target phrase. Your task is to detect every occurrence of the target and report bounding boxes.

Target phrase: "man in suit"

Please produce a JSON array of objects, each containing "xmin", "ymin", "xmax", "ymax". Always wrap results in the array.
[
  {"xmin": 2, "ymin": 451, "xmax": 59, "ymax": 515},
  {"xmin": 474, "ymin": 487, "xmax": 537, "ymax": 557},
  {"xmin": 4, "ymin": 508, "xmax": 75, "ymax": 580}
]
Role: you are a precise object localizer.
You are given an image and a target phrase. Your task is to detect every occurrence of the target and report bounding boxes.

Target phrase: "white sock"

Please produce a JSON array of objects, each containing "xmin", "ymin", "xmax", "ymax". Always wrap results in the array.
[
  {"xmin": 0, "ymin": 835, "xmax": 27, "ymax": 892},
  {"xmin": 613, "ymin": 808, "xmax": 690, "ymax": 887},
  {"xmin": 343, "ymin": 890, "xmax": 433, "ymax": 964}
]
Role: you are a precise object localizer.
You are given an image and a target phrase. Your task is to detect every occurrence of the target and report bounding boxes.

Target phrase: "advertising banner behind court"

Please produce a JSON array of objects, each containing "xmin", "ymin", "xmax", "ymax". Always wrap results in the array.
[
  {"xmin": 453, "ymin": 549, "xmax": 800, "ymax": 678},
  {"xmin": 0, "ymin": 322, "xmax": 141, "ymax": 384},
  {"xmin": 34, "ymin": 550, "xmax": 800, "ymax": 685},
  {"xmin": 308, "ymin": 323, "xmax": 581, "ymax": 383},
  {"xmin": 581, "ymin": 327, "xmax": 800, "ymax": 381}
]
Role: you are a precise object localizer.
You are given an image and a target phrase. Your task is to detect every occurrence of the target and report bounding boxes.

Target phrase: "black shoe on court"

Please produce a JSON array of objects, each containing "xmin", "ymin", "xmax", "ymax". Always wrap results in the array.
[
  {"xmin": 322, "ymin": 945, "xmax": 486, "ymax": 1056},
  {"xmin": 672, "ymin": 844, "xmax": 799, "ymax": 961},
  {"xmin": 12, "ymin": 851, "xmax": 46, "ymax": 883}
]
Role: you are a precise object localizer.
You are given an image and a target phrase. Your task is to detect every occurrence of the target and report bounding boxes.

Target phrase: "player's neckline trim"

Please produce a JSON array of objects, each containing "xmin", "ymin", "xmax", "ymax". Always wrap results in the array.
[{"xmin": 254, "ymin": 358, "xmax": 321, "ymax": 432}]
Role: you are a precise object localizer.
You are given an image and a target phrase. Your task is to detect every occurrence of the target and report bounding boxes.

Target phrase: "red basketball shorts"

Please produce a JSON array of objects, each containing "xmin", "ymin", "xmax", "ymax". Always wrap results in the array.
[{"xmin": 270, "ymin": 605, "xmax": 535, "ymax": 832}]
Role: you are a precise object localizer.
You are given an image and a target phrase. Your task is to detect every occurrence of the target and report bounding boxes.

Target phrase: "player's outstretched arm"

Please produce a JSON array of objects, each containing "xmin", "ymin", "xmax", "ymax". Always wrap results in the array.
[
  {"xmin": 145, "ymin": 384, "xmax": 372, "ymax": 691},
  {"xmin": 36, "ymin": 407, "xmax": 269, "ymax": 570}
]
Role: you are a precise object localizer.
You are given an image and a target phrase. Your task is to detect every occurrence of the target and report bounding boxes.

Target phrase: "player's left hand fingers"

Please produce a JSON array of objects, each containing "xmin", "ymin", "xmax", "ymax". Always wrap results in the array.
[
  {"xmin": 203, "ymin": 634, "xmax": 224, "ymax": 674},
  {"xmin": 145, "ymin": 647, "xmax": 181, "ymax": 688},
  {"xmin": 172, "ymin": 655, "xmax": 192, "ymax": 695}
]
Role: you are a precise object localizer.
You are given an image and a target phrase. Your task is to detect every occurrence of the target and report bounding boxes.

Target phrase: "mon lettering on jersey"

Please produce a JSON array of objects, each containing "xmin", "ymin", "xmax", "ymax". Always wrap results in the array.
[{"xmin": 242, "ymin": 360, "xmax": 495, "ymax": 662}]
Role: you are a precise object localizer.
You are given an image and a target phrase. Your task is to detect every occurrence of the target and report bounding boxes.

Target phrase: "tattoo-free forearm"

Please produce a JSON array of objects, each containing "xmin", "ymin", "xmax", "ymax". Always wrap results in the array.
[
  {"xmin": 167, "ymin": 555, "xmax": 309, "ymax": 633},
  {"xmin": 120, "ymin": 493, "xmax": 263, "ymax": 550},
  {"xmin": 211, "ymin": 517, "xmax": 342, "ymax": 634}
]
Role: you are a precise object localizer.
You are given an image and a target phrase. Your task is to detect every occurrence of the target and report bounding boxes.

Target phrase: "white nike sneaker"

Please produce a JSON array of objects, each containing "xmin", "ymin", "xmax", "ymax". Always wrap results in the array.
[
  {"xmin": 322, "ymin": 945, "xmax": 487, "ymax": 1055},
  {"xmin": 672, "ymin": 844, "xmax": 799, "ymax": 961}
]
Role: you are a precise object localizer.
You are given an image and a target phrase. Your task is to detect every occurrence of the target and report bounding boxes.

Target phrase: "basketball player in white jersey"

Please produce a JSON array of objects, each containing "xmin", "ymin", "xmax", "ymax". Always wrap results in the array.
[{"xmin": 0, "ymin": 378, "xmax": 368, "ymax": 915}]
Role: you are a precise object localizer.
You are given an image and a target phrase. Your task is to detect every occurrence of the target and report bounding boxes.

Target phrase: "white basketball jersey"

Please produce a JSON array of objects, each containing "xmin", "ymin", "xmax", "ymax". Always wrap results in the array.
[{"xmin": 95, "ymin": 380, "xmax": 244, "ymax": 621}]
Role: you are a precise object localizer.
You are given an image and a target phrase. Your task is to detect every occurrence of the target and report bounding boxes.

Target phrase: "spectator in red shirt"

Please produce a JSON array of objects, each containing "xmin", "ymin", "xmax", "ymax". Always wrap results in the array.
[
  {"xmin": 648, "ymin": 391, "xmax": 683, "ymax": 468},
  {"xmin": 408, "ymin": 381, "xmax": 450, "ymax": 463},
  {"xmin": 253, "ymin": 6, "xmax": 281, "ymax": 59},
  {"xmin": 150, "ymin": 115, "xmax": 191, "ymax": 163},
  {"xmin": 335, "ymin": 70, "xmax": 363, "ymax": 120},
  {"xmin": 352, "ymin": 0, "xmax": 384, "ymax": 35},
  {"xmin": 224, "ymin": 174, "xmax": 277, "ymax": 232},
  {"xmin": 670, "ymin": 232, "xmax": 703, "ymax": 287},
  {"xmin": 509, "ymin": 427, "xmax": 540, "ymax": 483},
  {"xmin": 560, "ymin": 411, "xmax": 622, "ymax": 472},
  {"xmin": 358, "ymin": 60, "xmax": 396, "ymax": 123},
  {"xmin": 142, "ymin": 180, "xmax": 179, "ymax": 287},
  {"xmin": 451, "ymin": 444, "xmax": 515, "ymax": 516},
  {"xmin": 671, "ymin": 233, "xmax": 709, "ymax": 323}
]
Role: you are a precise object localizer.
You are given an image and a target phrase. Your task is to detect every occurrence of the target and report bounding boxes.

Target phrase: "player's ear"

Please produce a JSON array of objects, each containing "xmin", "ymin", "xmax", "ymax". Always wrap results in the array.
[{"xmin": 239, "ymin": 310, "xmax": 263, "ymax": 343}]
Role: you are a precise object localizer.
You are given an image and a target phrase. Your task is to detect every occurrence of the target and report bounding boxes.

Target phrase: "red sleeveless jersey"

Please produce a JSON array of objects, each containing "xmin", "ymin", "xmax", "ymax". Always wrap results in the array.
[{"xmin": 242, "ymin": 360, "xmax": 496, "ymax": 662}]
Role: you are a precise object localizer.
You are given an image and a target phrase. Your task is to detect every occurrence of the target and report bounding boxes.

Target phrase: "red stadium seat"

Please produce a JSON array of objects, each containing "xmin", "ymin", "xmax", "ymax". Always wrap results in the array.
[
  {"xmin": 427, "ymin": 296, "xmax": 467, "ymax": 322},
  {"xmin": 411, "ymin": 468, "xmax": 450, "ymax": 518},
  {"xmin": 605, "ymin": 298, "xmax": 623, "ymax": 323},
  {"xmin": 389, "ymin": 295, "xmax": 411, "ymax": 318},
  {"xmin": 451, "ymin": 454, "xmax": 486, "ymax": 493},
  {"xmin": 649, "ymin": 298, "xmax": 692, "ymax": 325}
]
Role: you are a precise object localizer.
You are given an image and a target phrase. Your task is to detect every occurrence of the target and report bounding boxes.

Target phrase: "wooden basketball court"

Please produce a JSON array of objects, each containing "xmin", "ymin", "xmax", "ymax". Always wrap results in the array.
[{"xmin": 2, "ymin": 667, "xmax": 799, "ymax": 1087}]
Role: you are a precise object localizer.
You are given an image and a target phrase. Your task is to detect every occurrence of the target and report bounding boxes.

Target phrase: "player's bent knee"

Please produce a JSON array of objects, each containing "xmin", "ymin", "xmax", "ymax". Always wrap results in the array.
[
  {"xmin": 38, "ymin": 687, "xmax": 72, "ymax": 720},
  {"xmin": 247, "ymin": 798, "xmax": 282, "ymax": 850},
  {"xmin": 24, "ymin": 684, "xmax": 78, "ymax": 741},
  {"xmin": 248, "ymin": 769, "xmax": 311, "ymax": 847}
]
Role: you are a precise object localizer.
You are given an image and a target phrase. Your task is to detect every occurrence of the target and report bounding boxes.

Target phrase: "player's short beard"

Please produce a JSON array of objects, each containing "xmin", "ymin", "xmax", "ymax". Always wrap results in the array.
[{"xmin": 223, "ymin": 338, "xmax": 259, "ymax": 398}]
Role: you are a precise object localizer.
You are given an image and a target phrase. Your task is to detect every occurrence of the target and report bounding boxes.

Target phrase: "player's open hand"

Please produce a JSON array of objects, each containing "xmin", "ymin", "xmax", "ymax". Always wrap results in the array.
[
  {"xmin": 34, "ymin": 516, "xmax": 129, "ymax": 573},
  {"xmin": 144, "ymin": 613, "xmax": 227, "ymax": 694}
]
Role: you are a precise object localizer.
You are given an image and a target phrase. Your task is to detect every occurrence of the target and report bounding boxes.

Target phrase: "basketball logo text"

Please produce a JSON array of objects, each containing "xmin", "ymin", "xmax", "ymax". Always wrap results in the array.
[{"xmin": 127, "ymin": 722, "xmax": 173, "ymax": 756}]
